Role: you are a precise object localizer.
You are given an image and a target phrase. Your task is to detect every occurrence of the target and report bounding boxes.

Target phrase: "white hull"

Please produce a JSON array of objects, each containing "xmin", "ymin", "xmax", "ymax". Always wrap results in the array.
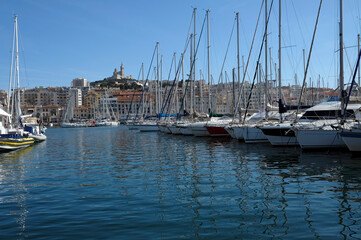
[
  {"xmin": 232, "ymin": 126, "xmax": 245, "ymax": 140},
  {"xmin": 168, "ymin": 125, "xmax": 182, "ymax": 135},
  {"xmin": 295, "ymin": 129, "xmax": 345, "ymax": 149},
  {"xmin": 61, "ymin": 123, "xmax": 88, "ymax": 128},
  {"xmin": 190, "ymin": 126, "xmax": 210, "ymax": 137},
  {"xmin": 265, "ymin": 135, "xmax": 298, "ymax": 146},
  {"xmin": 243, "ymin": 127, "xmax": 268, "ymax": 143},
  {"xmin": 224, "ymin": 126, "xmax": 236, "ymax": 139},
  {"xmin": 0, "ymin": 144, "xmax": 31, "ymax": 151},
  {"xmin": 158, "ymin": 125, "xmax": 171, "ymax": 134},
  {"xmin": 29, "ymin": 133, "xmax": 47, "ymax": 142},
  {"xmin": 340, "ymin": 129, "xmax": 361, "ymax": 152},
  {"xmin": 261, "ymin": 125, "xmax": 298, "ymax": 146},
  {"xmin": 179, "ymin": 126, "xmax": 193, "ymax": 136}
]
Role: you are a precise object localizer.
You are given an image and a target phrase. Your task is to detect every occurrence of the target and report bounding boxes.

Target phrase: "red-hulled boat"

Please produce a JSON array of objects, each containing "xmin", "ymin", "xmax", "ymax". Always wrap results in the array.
[{"xmin": 205, "ymin": 125, "xmax": 230, "ymax": 137}]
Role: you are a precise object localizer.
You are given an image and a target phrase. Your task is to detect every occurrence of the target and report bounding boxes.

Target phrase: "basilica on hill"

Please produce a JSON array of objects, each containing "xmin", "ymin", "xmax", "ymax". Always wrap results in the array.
[{"xmin": 109, "ymin": 62, "xmax": 133, "ymax": 81}]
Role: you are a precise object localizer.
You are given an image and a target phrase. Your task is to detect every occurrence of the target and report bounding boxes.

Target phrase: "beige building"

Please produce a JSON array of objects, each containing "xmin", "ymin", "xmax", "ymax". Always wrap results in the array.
[{"xmin": 73, "ymin": 106, "xmax": 89, "ymax": 119}]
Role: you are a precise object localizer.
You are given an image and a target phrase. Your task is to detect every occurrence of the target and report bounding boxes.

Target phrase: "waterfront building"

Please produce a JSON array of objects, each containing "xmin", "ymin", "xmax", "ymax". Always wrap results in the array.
[
  {"xmin": 73, "ymin": 106, "xmax": 89, "ymax": 119},
  {"xmin": 71, "ymin": 78, "xmax": 90, "ymax": 88},
  {"xmin": 41, "ymin": 105, "xmax": 63, "ymax": 124},
  {"xmin": 22, "ymin": 87, "xmax": 70, "ymax": 107},
  {"xmin": 69, "ymin": 88, "xmax": 82, "ymax": 107}
]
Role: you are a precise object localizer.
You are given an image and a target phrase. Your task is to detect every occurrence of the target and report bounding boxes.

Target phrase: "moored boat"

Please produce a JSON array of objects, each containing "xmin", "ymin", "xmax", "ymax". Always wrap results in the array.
[{"xmin": 0, "ymin": 133, "xmax": 35, "ymax": 152}]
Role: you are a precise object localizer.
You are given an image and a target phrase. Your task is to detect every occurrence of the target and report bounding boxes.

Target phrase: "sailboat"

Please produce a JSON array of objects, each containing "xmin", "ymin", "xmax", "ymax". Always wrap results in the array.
[
  {"xmin": 260, "ymin": 0, "xmax": 322, "ymax": 147},
  {"xmin": 61, "ymin": 90, "xmax": 87, "ymax": 128},
  {"xmin": 0, "ymin": 15, "xmax": 37, "ymax": 151},
  {"xmin": 293, "ymin": 0, "xmax": 361, "ymax": 150}
]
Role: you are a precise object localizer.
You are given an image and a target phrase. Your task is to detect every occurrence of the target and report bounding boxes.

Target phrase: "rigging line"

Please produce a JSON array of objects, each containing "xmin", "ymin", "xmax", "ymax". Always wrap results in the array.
[
  {"xmin": 177, "ymin": 12, "xmax": 208, "ymax": 119},
  {"xmin": 133, "ymin": 44, "xmax": 157, "ymax": 121},
  {"xmin": 210, "ymin": 15, "xmax": 236, "ymax": 114},
  {"xmin": 242, "ymin": 9, "xmax": 275, "ymax": 124},
  {"xmin": 233, "ymin": 0, "xmax": 266, "ymax": 120},
  {"xmin": 343, "ymin": 43, "xmax": 355, "ymax": 79},
  {"xmin": 165, "ymin": 56, "xmax": 185, "ymax": 119},
  {"xmin": 344, "ymin": 47, "xmax": 361, "ymax": 120},
  {"xmin": 284, "ymin": 0, "xmax": 297, "ymax": 74},
  {"xmin": 215, "ymin": 16, "xmax": 236, "ymax": 86},
  {"xmin": 160, "ymin": 53, "xmax": 175, "ymax": 112},
  {"xmin": 294, "ymin": 0, "xmax": 323, "ymax": 123},
  {"xmin": 290, "ymin": 0, "xmax": 307, "ymax": 51},
  {"xmin": 233, "ymin": 0, "xmax": 268, "ymax": 120},
  {"xmin": 161, "ymin": 36, "xmax": 191, "ymax": 117},
  {"xmin": 18, "ymin": 25, "xmax": 29, "ymax": 88},
  {"xmin": 125, "ymin": 64, "xmax": 143, "ymax": 121},
  {"xmin": 159, "ymin": 12, "xmax": 195, "ymax": 119}
]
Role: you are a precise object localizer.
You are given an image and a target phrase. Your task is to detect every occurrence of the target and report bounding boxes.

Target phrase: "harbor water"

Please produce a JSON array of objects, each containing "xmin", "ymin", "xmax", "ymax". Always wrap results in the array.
[{"xmin": 1, "ymin": 126, "xmax": 361, "ymax": 239}]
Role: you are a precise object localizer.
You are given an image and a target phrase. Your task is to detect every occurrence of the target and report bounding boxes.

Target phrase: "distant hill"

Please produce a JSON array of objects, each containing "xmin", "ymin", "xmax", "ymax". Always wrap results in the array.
[{"xmin": 90, "ymin": 78, "xmax": 142, "ymax": 90}]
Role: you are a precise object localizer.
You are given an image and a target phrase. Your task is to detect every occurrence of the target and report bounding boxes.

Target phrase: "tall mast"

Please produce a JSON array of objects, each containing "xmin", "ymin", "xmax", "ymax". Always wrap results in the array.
[
  {"xmin": 207, "ymin": 9, "xmax": 211, "ymax": 115},
  {"xmin": 142, "ymin": 62, "xmax": 144, "ymax": 116},
  {"xmin": 156, "ymin": 42, "xmax": 159, "ymax": 115},
  {"xmin": 339, "ymin": 0, "xmax": 344, "ymax": 115},
  {"xmin": 278, "ymin": 0, "xmax": 283, "ymax": 123},
  {"xmin": 194, "ymin": 8, "xmax": 196, "ymax": 113},
  {"xmin": 190, "ymin": 34, "xmax": 193, "ymax": 114},
  {"xmin": 357, "ymin": 34, "xmax": 361, "ymax": 87},
  {"xmin": 265, "ymin": 0, "xmax": 269, "ymax": 120},
  {"xmin": 8, "ymin": 16, "xmax": 17, "ymax": 115},
  {"xmin": 236, "ymin": 12, "xmax": 240, "ymax": 116}
]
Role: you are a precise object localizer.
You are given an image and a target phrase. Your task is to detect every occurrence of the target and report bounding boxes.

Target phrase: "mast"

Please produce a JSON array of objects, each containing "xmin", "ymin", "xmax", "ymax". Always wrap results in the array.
[
  {"xmin": 8, "ymin": 16, "xmax": 17, "ymax": 115},
  {"xmin": 156, "ymin": 42, "xmax": 159, "ymax": 115},
  {"xmin": 142, "ymin": 62, "xmax": 144, "ymax": 117},
  {"xmin": 236, "ymin": 12, "xmax": 241, "ymax": 116},
  {"xmin": 190, "ymin": 33, "xmax": 193, "ymax": 114},
  {"xmin": 265, "ymin": 0, "xmax": 269, "ymax": 120},
  {"xmin": 193, "ymin": 8, "xmax": 197, "ymax": 114},
  {"xmin": 157, "ymin": 55, "xmax": 163, "ymax": 114},
  {"xmin": 233, "ymin": 68, "xmax": 236, "ymax": 113},
  {"xmin": 207, "ymin": 9, "xmax": 211, "ymax": 115},
  {"xmin": 269, "ymin": 48, "xmax": 273, "ymax": 105},
  {"xmin": 340, "ymin": 0, "xmax": 345, "ymax": 116},
  {"xmin": 357, "ymin": 34, "xmax": 361, "ymax": 87},
  {"xmin": 278, "ymin": 0, "xmax": 283, "ymax": 123}
]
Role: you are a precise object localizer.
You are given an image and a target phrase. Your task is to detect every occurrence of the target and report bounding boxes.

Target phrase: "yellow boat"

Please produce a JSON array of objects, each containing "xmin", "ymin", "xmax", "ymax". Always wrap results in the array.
[{"xmin": 0, "ymin": 135, "xmax": 35, "ymax": 151}]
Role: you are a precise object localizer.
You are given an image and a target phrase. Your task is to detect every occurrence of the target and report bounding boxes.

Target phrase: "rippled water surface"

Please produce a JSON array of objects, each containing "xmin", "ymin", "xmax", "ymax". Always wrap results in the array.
[{"xmin": 1, "ymin": 127, "xmax": 361, "ymax": 239}]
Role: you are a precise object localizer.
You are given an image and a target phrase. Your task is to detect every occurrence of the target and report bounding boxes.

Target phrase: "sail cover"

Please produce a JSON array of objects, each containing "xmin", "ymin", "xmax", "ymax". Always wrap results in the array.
[{"xmin": 0, "ymin": 108, "xmax": 11, "ymax": 117}]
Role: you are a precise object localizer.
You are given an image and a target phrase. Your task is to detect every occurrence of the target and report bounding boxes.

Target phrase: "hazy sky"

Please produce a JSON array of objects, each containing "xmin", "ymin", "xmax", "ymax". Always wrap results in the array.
[{"xmin": 0, "ymin": 0, "xmax": 361, "ymax": 92}]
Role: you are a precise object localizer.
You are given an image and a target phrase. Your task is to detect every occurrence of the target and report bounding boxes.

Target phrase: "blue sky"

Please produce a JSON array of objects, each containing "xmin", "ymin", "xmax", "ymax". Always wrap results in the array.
[{"xmin": 0, "ymin": 0, "xmax": 361, "ymax": 91}]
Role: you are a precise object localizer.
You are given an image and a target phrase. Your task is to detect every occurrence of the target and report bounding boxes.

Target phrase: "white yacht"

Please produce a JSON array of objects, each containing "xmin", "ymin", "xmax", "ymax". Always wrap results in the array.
[{"xmin": 293, "ymin": 101, "xmax": 361, "ymax": 150}]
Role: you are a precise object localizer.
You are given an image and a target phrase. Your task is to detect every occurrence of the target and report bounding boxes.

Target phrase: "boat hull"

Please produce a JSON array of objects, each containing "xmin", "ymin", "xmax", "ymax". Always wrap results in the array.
[
  {"xmin": 295, "ymin": 129, "xmax": 345, "ymax": 149},
  {"xmin": 261, "ymin": 126, "xmax": 298, "ymax": 146},
  {"xmin": 224, "ymin": 126, "xmax": 236, "ymax": 139},
  {"xmin": 179, "ymin": 126, "xmax": 193, "ymax": 136},
  {"xmin": 0, "ymin": 137, "xmax": 35, "ymax": 151},
  {"xmin": 206, "ymin": 126, "xmax": 230, "ymax": 137},
  {"xmin": 243, "ymin": 127, "xmax": 268, "ymax": 143},
  {"xmin": 233, "ymin": 126, "xmax": 245, "ymax": 140},
  {"xmin": 340, "ymin": 130, "xmax": 361, "ymax": 152}
]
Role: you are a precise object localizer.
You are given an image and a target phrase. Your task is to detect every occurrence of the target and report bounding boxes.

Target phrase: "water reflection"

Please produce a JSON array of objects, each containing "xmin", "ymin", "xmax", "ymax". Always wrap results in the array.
[{"xmin": 1, "ymin": 128, "xmax": 361, "ymax": 238}]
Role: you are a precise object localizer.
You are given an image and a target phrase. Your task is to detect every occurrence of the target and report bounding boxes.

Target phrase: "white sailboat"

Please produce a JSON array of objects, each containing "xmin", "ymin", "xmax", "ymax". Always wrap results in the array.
[
  {"xmin": 294, "ymin": 0, "xmax": 353, "ymax": 150},
  {"xmin": 0, "ymin": 15, "xmax": 36, "ymax": 151}
]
